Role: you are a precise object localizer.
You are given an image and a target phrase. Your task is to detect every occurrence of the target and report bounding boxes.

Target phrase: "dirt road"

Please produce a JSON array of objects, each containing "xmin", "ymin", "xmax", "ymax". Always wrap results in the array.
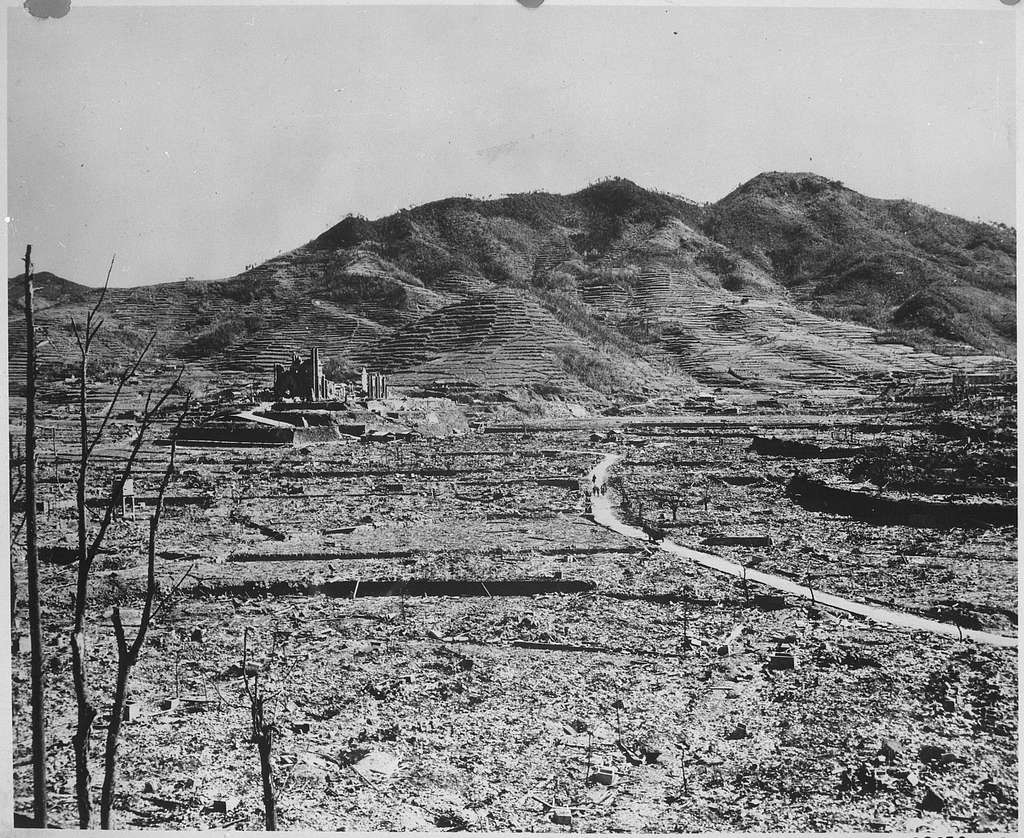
[{"xmin": 588, "ymin": 453, "xmax": 1018, "ymax": 649}]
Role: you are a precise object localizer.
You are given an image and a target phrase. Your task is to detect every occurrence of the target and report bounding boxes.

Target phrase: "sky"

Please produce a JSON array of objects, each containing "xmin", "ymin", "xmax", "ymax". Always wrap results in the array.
[{"xmin": 5, "ymin": 4, "xmax": 1017, "ymax": 286}]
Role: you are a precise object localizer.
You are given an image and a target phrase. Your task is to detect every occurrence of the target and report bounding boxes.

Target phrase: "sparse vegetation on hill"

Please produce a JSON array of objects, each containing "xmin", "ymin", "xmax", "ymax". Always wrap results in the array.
[
  {"xmin": 322, "ymin": 355, "xmax": 361, "ymax": 382},
  {"xmin": 207, "ymin": 275, "xmax": 280, "ymax": 305},
  {"xmin": 708, "ymin": 172, "xmax": 1016, "ymax": 355},
  {"xmin": 9, "ymin": 172, "xmax": 1015, "ymax": 401},
  {"xmin": 532, "ymin": 288, "xmax": 636, "ymax": 356},
  {"xmin": 313, "ymin": 214, "xmax": 380, "ymax": 249},
  {"xmin": 576, "ymin": 177, "xmax": 703, "ymax": 230},
  {"xmin": 178, "ymin": 314, "xmax": 268, "ymax": 358},
  {"xmin": 553, "ymin": 343, "xmax": 625, "ymax": 393},
  {"xmin": 8, "ymin": 271, "xmax": 92, "ymax": 309},
  {"xmin": 321, "ymin": 268, "xmax": 409, "ymax": 309}
]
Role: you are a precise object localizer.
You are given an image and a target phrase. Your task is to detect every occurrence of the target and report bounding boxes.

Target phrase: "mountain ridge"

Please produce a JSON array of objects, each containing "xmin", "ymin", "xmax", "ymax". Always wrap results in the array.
[{"xmin": 8, "ymin": 173, "xmax": 1016, "ymax": 402}]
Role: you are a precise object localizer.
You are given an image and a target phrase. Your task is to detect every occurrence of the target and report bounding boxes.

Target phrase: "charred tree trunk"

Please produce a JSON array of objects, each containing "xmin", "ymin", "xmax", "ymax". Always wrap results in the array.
[
  {"xmin": 256, "ymin": 729, "xmax": 278, "ymax": 831},
  {"xmin": 70, "ymin": 629, "xmax": 96, "ymax": 829},
  {"xmin": 100, "ymin": 431, "xmax": 182, "ymax": 829},
  {"xmin": 10, "ymin": 434, "xmax": 22, "ymax": 631},
  {"xmin": 99, "ymin": 654, "xmax": 131, "ymax": 828},
  {"xmin": 243, "ymin": 629, "xmax": 279, "ymax": 830},
  {"xmin": 71, "ymin": 342, "xmax": 96, "ymax": 829},
  {"xmin": 10, "ymin": 559, "xmax": 16, "ymax": 632},
  {"xmin": 23, "ymin": 244, "xmax": 49, "ymax": 827},
  {"xmin": 63, "ymin": 253, "xmax": 178, "ymax": 829}
]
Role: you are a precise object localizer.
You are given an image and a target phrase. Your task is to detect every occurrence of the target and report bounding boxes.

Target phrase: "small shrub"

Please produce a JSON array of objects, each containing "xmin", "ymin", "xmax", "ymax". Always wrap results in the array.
[
  {"xmin": 533, "ymin": 288, "xmax": 636, "ymax": 355},
  {"xmin": 588, "ymin": 265, "xmax": 640, "ymax": 287},
  {"xmin": 722, "ymin": 273, "xmax": 746, "ymax": 293},
  {"xmin": 618, "ymin": 317, "xmax": 664, "ymax": 345},
  {"xmin": 178, "ymin": 314, "xmax": 266, "ymax": 357},
  {"xmin": 535, "ymin": 270, "xmax": 577, "ymax": 292},
  {"xmin": 531, "ymin": 381, "xmax": 564, "ymax": 397},
  {"xmin": 554, "ymin": 343, "xmax": 620, "ymax": 392},
  {"xmin": 322, "ymin": 356, "xmax": 361, "ymax": 381},
  {"xmin": 213, "ymin": 277, "xmax": 278, "ymax": 305}
]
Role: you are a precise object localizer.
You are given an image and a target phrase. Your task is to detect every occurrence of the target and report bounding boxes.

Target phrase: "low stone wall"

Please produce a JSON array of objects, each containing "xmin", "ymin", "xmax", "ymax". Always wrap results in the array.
[
  {"xmin": 173, "ymin": 423, "xmax": 294, "ymax": 445},
  {"xmin": 785, "ymin": 476, "xmax": 1017, "ymax": 529},
  {"xmin": 293, "ymin": 425, "xmax": 342, "ymax": 445}
]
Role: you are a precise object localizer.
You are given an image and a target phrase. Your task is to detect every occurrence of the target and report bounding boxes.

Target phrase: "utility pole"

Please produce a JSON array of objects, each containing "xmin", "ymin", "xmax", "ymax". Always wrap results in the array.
[{"xmin": 23, "ymin": 244, "xmax": 49, "ymax": 826}]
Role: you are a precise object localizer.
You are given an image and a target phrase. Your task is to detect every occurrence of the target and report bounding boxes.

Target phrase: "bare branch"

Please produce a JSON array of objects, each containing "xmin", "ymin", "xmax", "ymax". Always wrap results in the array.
[
  {"xmin": 86, "ymin": 255, "xmax": 116, "ymax": 327},
  {"xmin": 98, "ymin": 393, "xmax": 188, "ymax": 828},
  {"xmin": 149, "ymin": 561, "xmax": 196, "ymax": 627},
  {"xmin": 69, "ymin": 317, "xmax": 84, "ymax": 353},
  {"xmin": 240, "ymin": 625, "xmax": 278, "ymax": 829},
  {"xmin": 86, "ymin": 374, "xmax": 183, "ymax": 565},
  {"xmin": 111, "ymin": 608, "xmax": 128, "ymax": 658},
  {"xmin": 84, "ymin": 333, "xmax": 157, "ymax": 461},
  {"xmin": 127, "ymin": 408, "xmax": 187, "ymax": 661},
  {"xmin": 210, "ymin": 677, "xmax": 245, "ymax": 711},
  {"xmin": 152, "ymin": 404, "xmax": 186, "ymax": 525},
  {"xmin": 127, "ymin": 517, "xmax": 159, "ymax": 661},
  {"xmin": 11, "ymin": 516, "xmax": 27, "ymax": 547},
  {"xmin": 242, "ymin": 627, "xmax": 256, "ymax": 707},
  {"xmin": 10, "ymin": 474, "xmax": 25, "ymax": 511},
  {"xmin": 68, "ymin": 252, "xmax": 123, "ymax": 829},
  {"xmin": 86, "ymin": 319, "xmax": 106, "ymax": 349},
  {"xmin": 264, "ymin": 647, "xmax": 301, "ymax": 705},
  {"xmin": 85, "ymin": 434, "xmax": 148, "ymax": 567}
]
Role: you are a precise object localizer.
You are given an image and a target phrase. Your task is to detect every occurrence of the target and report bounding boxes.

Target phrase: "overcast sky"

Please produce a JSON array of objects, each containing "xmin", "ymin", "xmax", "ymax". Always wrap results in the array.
[{"xmin": 6, "ymin": 5, "xmax": 1016, "ymax": 286}]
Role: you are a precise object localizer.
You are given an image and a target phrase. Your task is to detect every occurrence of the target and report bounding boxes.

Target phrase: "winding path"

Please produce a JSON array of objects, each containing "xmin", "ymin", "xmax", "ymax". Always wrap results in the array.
[{"xmin": 588, "ymin": 453, "xmax": 1017, "ymax": 649}]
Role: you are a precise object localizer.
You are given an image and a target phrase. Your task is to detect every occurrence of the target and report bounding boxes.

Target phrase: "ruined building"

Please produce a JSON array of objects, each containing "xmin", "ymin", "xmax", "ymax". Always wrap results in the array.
[
  {"xmin": 361, "ymin": 366, "xmax": 390, "ymax": 400},
  {"xmin": 274, "ymin": 348, "xmax": 340, "ymax": 401}
]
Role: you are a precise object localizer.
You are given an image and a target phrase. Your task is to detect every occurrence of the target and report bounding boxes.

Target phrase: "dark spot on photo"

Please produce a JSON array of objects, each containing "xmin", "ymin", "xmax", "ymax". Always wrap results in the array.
[{"xmin": 24, "ymin": 0, "xmax": 71, "ymax": 19}]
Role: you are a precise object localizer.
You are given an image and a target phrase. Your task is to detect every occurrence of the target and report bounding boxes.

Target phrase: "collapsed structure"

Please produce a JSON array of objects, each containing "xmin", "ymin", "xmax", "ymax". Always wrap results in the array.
[
  {"xmin": 361, "ymin": 367, "xmax": 389, "ymax": 400},
  {"xmin": 270, "ymin": 351, "xmax": 390, "ymax": 402},
  {"xmin": 170, "ymin": 348, "xmax": 427, "ymax": 447},
  {"xmin": 274, "ymin": 349, "xmax": 343, "ymax": 402}
]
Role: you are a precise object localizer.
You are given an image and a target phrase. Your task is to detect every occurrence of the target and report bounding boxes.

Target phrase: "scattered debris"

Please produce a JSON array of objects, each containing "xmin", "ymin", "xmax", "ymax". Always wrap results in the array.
[
  {"xmin": 767, "ymin": 643, "xmax": 799, "ymax": 671},
  {"xmin": 352, "ymin": 751, "xmax": 400, "ymax": 782}
]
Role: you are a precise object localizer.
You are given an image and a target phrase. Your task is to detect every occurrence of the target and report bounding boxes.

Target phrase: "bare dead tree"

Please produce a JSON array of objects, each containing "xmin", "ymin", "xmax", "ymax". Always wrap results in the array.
[
  {"xmin": 651, "ymin": 491, "xmax": 682, "ymax": 522},
  {"xmin": 69, "ymin": 375, "xmax": 181, "ymax": 828},
  {"xmin": 243, "ymin": 627, "xmax": 279, "ymax": 830},
  {"xmin": 21, "ymin": 244, "xmax": 50, "ymax": 826},
  {"xmin": 99, "ymin": 401, "xmax": 189, "ymax": 828},
  {"xmin": 66, "ymin": 255, "xmax": 183, "ymax": 828},
  {"xmin": 10, "ymin": 437, "xmax": 26, "ymax": 630}
]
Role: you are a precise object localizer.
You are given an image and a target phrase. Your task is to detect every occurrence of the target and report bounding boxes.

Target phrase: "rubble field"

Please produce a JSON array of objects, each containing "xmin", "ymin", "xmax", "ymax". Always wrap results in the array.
[{"xmin": 9, "ymin": 388, "xmax": 1018, "ymax": 832}]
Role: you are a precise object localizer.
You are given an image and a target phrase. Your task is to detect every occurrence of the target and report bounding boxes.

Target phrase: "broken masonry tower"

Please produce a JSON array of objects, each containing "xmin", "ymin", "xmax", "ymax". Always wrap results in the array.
[{"xmin": 272, "ymin": 348, "xmax": 336, "ymax": 402}]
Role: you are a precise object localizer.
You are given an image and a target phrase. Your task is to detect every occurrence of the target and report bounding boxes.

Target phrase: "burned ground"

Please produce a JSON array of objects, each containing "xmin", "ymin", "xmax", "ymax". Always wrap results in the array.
[{"xmin": 8, "ymin": 383, "xmax": 1019, "ymax": 832}]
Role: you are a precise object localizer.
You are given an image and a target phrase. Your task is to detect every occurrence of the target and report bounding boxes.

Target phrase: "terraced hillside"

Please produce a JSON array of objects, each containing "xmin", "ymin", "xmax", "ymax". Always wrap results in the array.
[
  {"xmin": 706, "ymin": 172, "xmax": 1016, "ymax": 355},
  {"xmin": 8, "ymin": 174, "xmax": 1015, "ymax": 402}
]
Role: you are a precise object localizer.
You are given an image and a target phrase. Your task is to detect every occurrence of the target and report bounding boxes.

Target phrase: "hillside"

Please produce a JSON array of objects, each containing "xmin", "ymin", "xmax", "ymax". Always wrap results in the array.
[
  {"xmin": 8, "ymin": 174, "xmax": 1015, "ymax": 402},
  {"xmin": 705, "ymin": 172, "xmax": 1016, "ymax": 355},
  {"xmin": 8, "ymin": 271, "xmax": 92, "ymax": 311}
]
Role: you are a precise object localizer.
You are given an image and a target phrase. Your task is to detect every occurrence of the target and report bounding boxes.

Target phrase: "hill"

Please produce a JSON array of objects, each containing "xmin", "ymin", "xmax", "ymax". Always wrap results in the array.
[
  {"xmin": 7, "ymin": 174, "xmax": 1015, "ymax": 403},
  {"xmin": 8, "ymin": 271, "xmax": 92, "ymax": 311},
  {"xmin": 705, "ymin": 172, "xmax": 1016, "ymax": 355}
]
